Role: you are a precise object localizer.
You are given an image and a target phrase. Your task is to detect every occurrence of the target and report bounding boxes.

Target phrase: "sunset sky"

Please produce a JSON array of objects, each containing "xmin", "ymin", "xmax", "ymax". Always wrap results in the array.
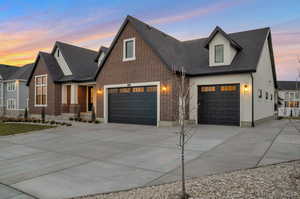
[{"xmin": 0, "ymin": 0, "xmax": 299, "ymax": 80}]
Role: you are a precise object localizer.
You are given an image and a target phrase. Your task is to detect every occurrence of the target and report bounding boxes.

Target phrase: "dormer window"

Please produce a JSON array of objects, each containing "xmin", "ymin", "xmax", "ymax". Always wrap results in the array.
[
  {"xmin": 123, "ymin": 38, "xmax": 135, "ymax": 61},
  {"xmin": 214, "ymin": 44, "xmax": 224, "ymax": 63},
  {"xmin": 98, "ymin": 52, "xmax": 105, "ymax": 66}
]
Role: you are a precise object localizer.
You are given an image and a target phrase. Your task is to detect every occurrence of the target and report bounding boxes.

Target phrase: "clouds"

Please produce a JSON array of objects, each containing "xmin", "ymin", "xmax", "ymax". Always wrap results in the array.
[{"xmin": 148, "ymin": 0, "xmax": 246, "ymax": 25}]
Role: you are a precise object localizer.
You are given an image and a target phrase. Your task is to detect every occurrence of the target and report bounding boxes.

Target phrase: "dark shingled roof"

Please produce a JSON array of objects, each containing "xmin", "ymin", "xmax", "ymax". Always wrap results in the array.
[
  {"xmin": 95, "ymin": 15, "xmax": 276, "ymax": 87},
  {"xmin": 53, "ymin": 42, "xmax": 98, "ymax": 82},
  {"xmin": 28, "ymin": 42, "xmax": 99, "ymax": 85},
  {"xmin": 277, "ymin": 81, "xmax": 300, "ymax": 90},
  {"xmin": 203, "ymin": 26, "xmax": 242, "ymax": 50},
  {"xmin": 0, "ymin": 63, "xmax": 34, "ymax": 81}
]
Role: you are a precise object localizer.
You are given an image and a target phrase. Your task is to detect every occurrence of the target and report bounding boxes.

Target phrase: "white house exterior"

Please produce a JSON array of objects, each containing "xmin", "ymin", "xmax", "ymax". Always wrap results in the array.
[{"xmin": 277, "ymin": 81, "xmax": 300, "ymax": 117}]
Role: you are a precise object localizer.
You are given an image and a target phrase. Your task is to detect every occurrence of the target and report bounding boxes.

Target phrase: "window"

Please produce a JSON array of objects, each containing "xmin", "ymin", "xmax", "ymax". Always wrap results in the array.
[
  {"xmin": 35, "ymin": 75, "xmax": 47, "ymax": 106},
  {"xmin": 290, "ymin": 92, "xmax": 295, "ymax": 99},
  {"xmin": 287, "ymin": 101, "xmax": 299, "ymax": 108},
  {"xmin": 132, "ymin": 87, "xmax": 144, "ymax": 93},
  {"xmin": 270, "ymin": 94, "xmax": 273, "ymax": 100},
  {"xmin": 119, "ymin": 88, "xmax": 131, "ymax": 93},
  {"xmin": 7, "ymin": 81, "xmax": 16, "ymax": 91},
  {"xmin": 285, "ymin": 92, "xmax": 289, "ymax": 99},
  {"xmin": 108, "ymin": 88, "xmax": 119, "ymax": 94},
  {"xmin": 214, "ymin": 44, "xmax": 224, "ymax": 63},
  {"xmin": 98, "ymin": 52, "xmax": 105, "ymax": 65},
  {"xmin": 258, "ymin": 89, "xmax": 262, "ymax": 98},
  {"xmin": 57, "ymin": 49, "xmax": 60, "ymax": 57},
  {"xmin": 201, "ymin": 86, "xmax": 216, "ymax": 92},
  {"xmin": 146, "ymin": 86, "xmax": 156, "ymax": 92},
  {"xmin": 123, "ymin": 38, "xmax": 135, "ymax": 61},
  {"xmin": 7, "ymin": 99, "xmax": 16, "ymax": 110},
  {"xmin": 266, "ymin": 92, "xmax": 269, "ymax": 100},
  {"xmin": 221, "ymin": 85, "xmax": 237, "ymax": 92}
]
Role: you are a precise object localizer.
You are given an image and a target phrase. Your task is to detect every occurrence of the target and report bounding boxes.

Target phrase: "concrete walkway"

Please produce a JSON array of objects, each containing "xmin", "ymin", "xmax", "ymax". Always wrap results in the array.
[{"xmin": 0, "ymin": 120, "xmax": 299, "ymax": 199}]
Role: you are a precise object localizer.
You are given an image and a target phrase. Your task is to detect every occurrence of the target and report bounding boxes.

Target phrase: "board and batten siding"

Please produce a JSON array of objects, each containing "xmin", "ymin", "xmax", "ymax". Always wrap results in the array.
[{"xmin": 252, "ymin": 36, "xmax": 275, "ymax": 121}]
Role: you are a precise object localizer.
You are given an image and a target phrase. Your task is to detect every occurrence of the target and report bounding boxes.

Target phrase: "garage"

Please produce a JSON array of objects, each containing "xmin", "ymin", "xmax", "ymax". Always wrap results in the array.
[
  {"xmin": 108, "ymin": 86, "xmax": 157, "ymax": 125},
  {"xmin": 198, "ymin": 84, "xmax": 240, "ymax": 126}
]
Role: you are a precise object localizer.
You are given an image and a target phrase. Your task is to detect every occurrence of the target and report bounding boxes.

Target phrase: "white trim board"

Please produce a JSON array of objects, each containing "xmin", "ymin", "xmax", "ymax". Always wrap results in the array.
[{"xmin": 103, "ymin": 81, "xmax": 160, "ymax": 127}]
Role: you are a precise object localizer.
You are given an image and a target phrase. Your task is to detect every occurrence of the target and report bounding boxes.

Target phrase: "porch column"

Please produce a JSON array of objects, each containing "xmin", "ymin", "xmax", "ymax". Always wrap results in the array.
[
  {"xmin": 61, "ymin": 85, "xmax": 68, "ymax": 104},
  {"xmin": 70, "ymin": 84, "xmax": 78, "ymax": 104}
]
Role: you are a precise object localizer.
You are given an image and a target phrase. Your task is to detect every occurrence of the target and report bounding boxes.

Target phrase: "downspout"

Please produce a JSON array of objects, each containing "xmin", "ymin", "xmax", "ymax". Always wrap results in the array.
[{"xmin": 250, "ymin": 73, "xmax": 255, "ymax": 127}]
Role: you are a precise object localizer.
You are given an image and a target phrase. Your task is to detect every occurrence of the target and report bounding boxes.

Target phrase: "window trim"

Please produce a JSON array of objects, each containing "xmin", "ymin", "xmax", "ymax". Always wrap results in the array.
[
  {"xmin": 34, "ymin": 74, "xmax": 48, "ymax": 107},
  {"xmin": 7, "ymin": 98, "xmax": 16, "ymax": 110},
  {"xmin": 7, "ymin": 81, "xmax": 16, "ymax": 92},
  {"xmin": 123, "ymin": 38, "xmax": 136, "ymax": 62},
  {"xmin": 214, "ymin": 44, "xmax": 224, "ymax": 64}
]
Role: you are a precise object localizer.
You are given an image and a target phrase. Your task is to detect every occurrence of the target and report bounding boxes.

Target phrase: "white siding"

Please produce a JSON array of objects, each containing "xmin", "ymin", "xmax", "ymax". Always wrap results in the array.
[
  {"xmin": 253, "ymin": 37, "xmax": 275, "ymax": 120},
  {"xmin": 54, "ymin": 48, "xmax": 72, "ymax": 76},
  {"xmin": 189, "ymin": 74, "xmax": 252, "ymax": 125},
  {"xmin": 209, "ymin": 33, "xmax": 237, "ymax": 66}
]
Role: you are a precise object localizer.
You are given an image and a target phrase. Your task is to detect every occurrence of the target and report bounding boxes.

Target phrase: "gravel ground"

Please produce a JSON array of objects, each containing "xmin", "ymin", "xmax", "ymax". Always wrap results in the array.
[{"xmin": 74, "ymin": 160, "xmax": 300, "ymax": 199}]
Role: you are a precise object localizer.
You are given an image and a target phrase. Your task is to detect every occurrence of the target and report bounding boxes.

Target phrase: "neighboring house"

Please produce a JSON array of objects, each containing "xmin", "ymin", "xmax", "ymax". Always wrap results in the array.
[
  {"xmin": 26, "ymin": 41, "xmax": 108, "ymax": 120},
  {"xmin": 277, "ymin": 81, "xmax": 300, "ymax": 117},
  {"xmin": 94, "ymin": 16, "xmax": 277, "ymax": 127},
  {"xmin": 0, "ymin": 64, "xmax": 33, "ymax": 117}
]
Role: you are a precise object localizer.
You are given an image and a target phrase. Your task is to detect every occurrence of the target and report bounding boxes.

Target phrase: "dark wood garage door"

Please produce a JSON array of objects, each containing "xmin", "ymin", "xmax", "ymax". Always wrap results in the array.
[
  {"xmin": 108, "ymin": 86, "xmax": 157, "ymax": 125},
  {"xmin": 198, "ymin": 84, "xmax": 240, "ymax": 126}
]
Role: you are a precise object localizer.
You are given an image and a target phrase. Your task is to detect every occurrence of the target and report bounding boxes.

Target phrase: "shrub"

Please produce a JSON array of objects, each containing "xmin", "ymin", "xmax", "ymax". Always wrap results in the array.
[
  {"xmin": 94, "ymin": 120, "xmax": 100, "ymax": 124},
  {"xmin": 50, "ymin": 120, "xmax": 55, "ymax": 125},
  {"xmin": 66, "ymin": 123, "xmax": 72, "ymax": 126},
  {"xmin": 24, "ymin": 108, "xmax": 28, "ymax": 121},
  {"xmin": 69, "ymin": 117, "xmax": 74, "ymax": 121},
  {"xmin": 91, "ymin": 105, "xmax": 96, "ymax": 122},
  {"xmin": 88, "ymin": 120, "xmax": 93, "ymax": 123},
  {"xmin": 41, "ymin": 107, "xmax": 45, "ymax": 123}
]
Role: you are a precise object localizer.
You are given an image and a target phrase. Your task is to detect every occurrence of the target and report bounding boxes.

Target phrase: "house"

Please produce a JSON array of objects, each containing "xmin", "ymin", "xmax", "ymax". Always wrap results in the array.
[
  {"xmin": 0, "ymin": 63, "xmax": 33, "ymax": 117},
  {"xmin": 26, "ymin": 41, "xmax": 108, "ymax": 120},
  {"xmin": 94, "ymin": 16, "xmax": 277, "ymax": 127},
  {"xmin": 277, "ymin": 81, "xmax": 300, "ymax": 117}
]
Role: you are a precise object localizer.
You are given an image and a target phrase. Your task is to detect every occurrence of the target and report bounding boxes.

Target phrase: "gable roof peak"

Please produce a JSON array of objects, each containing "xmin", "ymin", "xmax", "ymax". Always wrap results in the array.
[{"xmin": 204, "ymin": 26, "xmax": 242, "ymax": 50}]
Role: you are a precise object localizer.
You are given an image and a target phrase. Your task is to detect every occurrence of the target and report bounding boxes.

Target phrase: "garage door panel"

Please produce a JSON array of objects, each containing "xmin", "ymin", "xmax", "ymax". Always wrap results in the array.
[
  {"xmin": 108, "ymin": 86, "xmax": 157, "ymax": 125},
  {"xmin": 198, "ymin": 84, "xmax": 240, "ymax": 126}
]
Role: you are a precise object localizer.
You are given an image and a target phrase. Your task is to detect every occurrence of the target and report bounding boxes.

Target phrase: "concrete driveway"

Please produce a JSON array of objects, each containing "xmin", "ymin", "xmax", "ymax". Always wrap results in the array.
[{"xmin": 0, "ymin": 120, "xmax": 299, "ymax": 199}]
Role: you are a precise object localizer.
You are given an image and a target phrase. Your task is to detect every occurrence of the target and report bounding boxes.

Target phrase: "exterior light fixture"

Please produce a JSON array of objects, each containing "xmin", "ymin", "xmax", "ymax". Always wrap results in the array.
[
  {"xmin": 244, "ymin": 84, "xmax": 249, "ymax": 92},
  {"xmin": 97, "ymin": 89, "xmax": 103, "ymax": 95},
  {"xmin": 162, "ymin": 86, "xmax": 167, "ymax": 92}
]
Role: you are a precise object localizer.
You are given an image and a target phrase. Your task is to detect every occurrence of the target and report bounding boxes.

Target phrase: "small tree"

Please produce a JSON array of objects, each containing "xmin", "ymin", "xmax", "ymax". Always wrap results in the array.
[
  {"xmin": 24, "ymin": 107, "xmax": 28, "ymax": 121},
  {"xmin": 41, "ymin": 107, "xmax": 45, "ymax": 123},
  {"xmin": 91, "ymin": 105, "xmax": 96, "ymax": 122},
  {"xmin": 173, "ymin": 66, "xmax": 197, "ymax": 199}
]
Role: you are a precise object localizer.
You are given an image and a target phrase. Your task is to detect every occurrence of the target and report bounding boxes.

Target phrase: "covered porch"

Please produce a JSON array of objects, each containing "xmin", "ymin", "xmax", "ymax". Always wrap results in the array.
[{"xmin": 61, "ymin": 83, "xmax": 96, "ymax": 115}]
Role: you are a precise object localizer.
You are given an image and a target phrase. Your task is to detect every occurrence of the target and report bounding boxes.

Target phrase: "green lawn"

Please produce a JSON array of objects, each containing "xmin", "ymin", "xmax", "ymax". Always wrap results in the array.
[{"xmin": 0, "ymin": 122, "xmax": 55, "ymax": 136}]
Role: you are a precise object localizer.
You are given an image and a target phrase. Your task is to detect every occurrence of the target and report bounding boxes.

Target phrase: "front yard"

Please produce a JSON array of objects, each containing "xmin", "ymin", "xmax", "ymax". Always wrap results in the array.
[
  {"xmin": 0, "ymin": 122, "xmax": 54, "ymax": 136},
  {"xmin": 76, "ymin": 160, "xmax": 300, "ymax": 199}
]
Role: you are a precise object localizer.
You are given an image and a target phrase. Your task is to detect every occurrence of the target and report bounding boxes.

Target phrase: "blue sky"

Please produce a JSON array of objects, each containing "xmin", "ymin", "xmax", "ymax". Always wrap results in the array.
[{"xmin": 0, "ymin": 0, "xmax": 300, "ymax": 80}]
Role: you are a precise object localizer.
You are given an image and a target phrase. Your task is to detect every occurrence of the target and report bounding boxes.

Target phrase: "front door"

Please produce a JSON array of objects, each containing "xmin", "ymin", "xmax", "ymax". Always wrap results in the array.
[{"xmin": 87, "ymin": 86, "xmax": 94, "ymax": 112}]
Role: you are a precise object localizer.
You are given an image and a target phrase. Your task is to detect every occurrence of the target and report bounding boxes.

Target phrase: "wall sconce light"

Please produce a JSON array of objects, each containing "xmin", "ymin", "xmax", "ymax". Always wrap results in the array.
[
  {"xmin": 97, "ymin": 89, "xmax": 103, "ymax": 95},
  {"xmin": 244, "ymin": 84, "xmax": 249, "ymax": 93},
  {"xmin": 161, "ymin": 86, "xmax": 167, "ymax": 93}
]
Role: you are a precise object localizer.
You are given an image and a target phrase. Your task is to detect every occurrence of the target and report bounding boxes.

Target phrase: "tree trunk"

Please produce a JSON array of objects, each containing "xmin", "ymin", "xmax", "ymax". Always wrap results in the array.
[{"xmin": 181, "ymin": 133, "xmax": 186, "ymax": 198}]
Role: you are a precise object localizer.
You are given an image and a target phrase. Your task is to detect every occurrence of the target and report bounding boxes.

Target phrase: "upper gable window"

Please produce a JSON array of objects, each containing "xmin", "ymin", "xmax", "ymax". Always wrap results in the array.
[
  {"xmin": 123, "ymin": 38, "xmax": 136, "ymax": 61},
  {"xmin": 7, "ymin": 81, "xmax": 16, "ymax": 92},
  {"xmin": 214, "ymin": 44, "xmax": 224, "ymax": 63},
  {"xmin": 98, "ymin": 52, "xmax": 105, "ymax": 66}
]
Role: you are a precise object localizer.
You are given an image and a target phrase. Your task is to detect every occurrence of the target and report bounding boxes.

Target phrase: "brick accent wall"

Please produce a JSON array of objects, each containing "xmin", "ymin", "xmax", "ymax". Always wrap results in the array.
[
  {"xmin": 28, "ymin": 57, "xmax": 62, "ymax": 116},
  {"xmin": 96, "ymin": 22, "xmax": 184, "ymax": 122}
]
